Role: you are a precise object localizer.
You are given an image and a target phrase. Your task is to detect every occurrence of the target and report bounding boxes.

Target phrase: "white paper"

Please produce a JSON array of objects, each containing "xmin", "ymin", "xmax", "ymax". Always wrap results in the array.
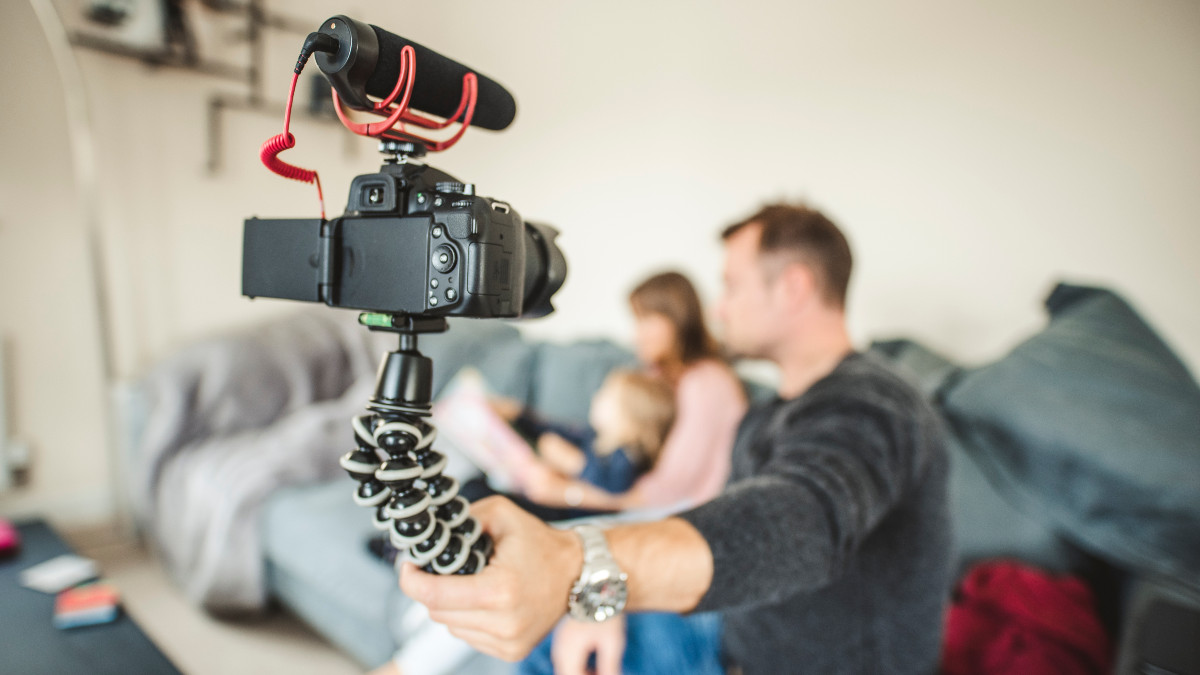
[{"xmin": 19, "ymin": 554, "xmax": 99, "ymax": 593}]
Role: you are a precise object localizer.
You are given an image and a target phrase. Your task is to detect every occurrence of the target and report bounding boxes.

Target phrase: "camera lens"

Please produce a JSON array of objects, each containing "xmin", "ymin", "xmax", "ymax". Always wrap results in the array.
[
  {"xmin": 520, "ymin": 221, "xmax": 567, "ymax": 318},
  {"xmin": 432, "ymin": 244, "xmax": 457, "ymax": 273}
]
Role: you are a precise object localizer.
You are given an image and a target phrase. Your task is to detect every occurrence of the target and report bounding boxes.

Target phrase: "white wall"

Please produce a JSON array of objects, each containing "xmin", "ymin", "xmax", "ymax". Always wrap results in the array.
[{"xmin": 2, "ymin": 0, "xmax": 1197, "ymax": 525}]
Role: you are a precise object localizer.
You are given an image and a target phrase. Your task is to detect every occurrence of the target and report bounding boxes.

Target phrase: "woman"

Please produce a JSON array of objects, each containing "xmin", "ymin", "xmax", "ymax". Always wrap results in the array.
[{"xmin": 521, "ymin": 270, "xmax": 747, "ymax": 514}]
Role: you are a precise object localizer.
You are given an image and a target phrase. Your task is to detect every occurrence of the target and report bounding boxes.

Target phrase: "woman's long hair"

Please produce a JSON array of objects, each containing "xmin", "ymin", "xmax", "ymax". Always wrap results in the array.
[{"xmin": 628, "ymin": 271, "xmax": 721, "ymax": 370}]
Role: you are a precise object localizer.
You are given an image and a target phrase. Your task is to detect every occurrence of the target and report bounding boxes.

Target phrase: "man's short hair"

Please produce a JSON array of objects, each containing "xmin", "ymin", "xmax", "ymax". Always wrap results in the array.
[{"xmin": 721, "ymin": 203, "xmax": 853, "ymax": 309}]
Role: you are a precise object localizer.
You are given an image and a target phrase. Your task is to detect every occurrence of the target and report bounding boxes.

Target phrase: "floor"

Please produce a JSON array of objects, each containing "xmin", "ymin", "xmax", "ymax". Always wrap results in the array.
[{"xmin": 71, "ymin": 528, "xmax": 362, "ymax": 675}]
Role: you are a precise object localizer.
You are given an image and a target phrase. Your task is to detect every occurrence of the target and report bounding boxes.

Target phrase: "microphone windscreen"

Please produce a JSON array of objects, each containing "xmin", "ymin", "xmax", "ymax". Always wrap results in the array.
[{"xmin": 367, "ymin": 26, "xmax": 517, "ymax": 131}]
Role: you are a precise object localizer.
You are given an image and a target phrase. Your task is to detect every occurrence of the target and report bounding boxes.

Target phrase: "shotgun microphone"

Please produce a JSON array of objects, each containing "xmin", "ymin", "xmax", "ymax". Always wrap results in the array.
[{"xmin": 313, "ymin": 15, "xmax": 517, "ymax": 131}]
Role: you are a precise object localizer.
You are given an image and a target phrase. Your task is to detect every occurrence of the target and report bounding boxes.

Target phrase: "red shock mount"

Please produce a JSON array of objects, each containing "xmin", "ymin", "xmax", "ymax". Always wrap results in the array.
[
  {"xmin": 332, "ymin": 45, "xmax": 480, "ymax": 152},
  {"xmin": 260, "ymin": 45, "xmax": 480, "ymax": 219}
]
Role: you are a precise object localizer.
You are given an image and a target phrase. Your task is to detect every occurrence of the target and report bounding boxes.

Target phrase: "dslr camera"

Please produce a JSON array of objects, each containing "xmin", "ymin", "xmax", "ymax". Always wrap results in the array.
[{"xmin": 243, "ymin": 146, "xmax": 565, "ymax": 318}]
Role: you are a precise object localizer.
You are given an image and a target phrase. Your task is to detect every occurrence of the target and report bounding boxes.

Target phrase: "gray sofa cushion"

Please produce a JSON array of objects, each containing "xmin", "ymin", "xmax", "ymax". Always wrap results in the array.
[
  {"xmin": 940, "ymin": 283, "xmax": 1200, "ymax": 589},
  {"xmin": 870, "ymin": 339, "xmax": 963, "ymax": 399},
  {"xmin": 527, "ymin": 340, "xmax": 639, "ymax": 424},
  {"xmin": 417, "ymin": 319, "xmax": 538, "ymax": 403},
  {"xmin": 262, "ymin": 481, "xmax": 401, "ymax": 668},
  {"xmin": 943, "ymin": 427, "xmax": 1081, "ymax": 574}
]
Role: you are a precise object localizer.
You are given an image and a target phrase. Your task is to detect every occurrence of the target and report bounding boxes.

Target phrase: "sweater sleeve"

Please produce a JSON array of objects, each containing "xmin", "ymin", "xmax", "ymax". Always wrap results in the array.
[{"xmin": 678, "ymin": 380, "xmax": 928, "ymax": 612}]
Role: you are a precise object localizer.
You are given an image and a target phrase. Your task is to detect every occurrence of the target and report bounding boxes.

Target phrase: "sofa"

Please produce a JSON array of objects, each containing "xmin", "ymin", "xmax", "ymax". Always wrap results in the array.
[{"xmin": 126, "ymin": 283, "xmax": 1200, "ymax": 673}]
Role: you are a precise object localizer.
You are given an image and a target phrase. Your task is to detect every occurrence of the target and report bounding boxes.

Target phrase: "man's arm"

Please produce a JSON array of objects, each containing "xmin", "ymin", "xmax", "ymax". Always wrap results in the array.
[
  {"xmin": 403, "ymin": 376, "xmax": 930, "ymax": 661},
  {"xmin": 607, "ymin": 516, "xmax": 712, "ymax": 612},
  {"xmin": 399, "ymin": 496, "xmax": 712, "ymax": 662}
]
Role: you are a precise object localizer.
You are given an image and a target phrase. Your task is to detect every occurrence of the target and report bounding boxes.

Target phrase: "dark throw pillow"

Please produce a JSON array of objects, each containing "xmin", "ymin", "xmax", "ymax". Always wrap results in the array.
[{"xmin": 940, "ymin": 283, "xmax": 1200, "ymax": 590}]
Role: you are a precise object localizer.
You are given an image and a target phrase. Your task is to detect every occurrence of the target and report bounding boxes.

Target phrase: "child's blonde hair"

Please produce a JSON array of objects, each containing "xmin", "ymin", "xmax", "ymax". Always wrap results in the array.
[{"xmin": 601, "ymin": 369, "xmax": 676, "ymax": 467}]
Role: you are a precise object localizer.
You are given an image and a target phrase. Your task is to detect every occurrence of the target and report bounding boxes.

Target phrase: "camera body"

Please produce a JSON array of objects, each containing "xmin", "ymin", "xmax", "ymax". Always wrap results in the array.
[{"xmin": 243, "ymin": 158, "xmax": 564, "ymax": 318}]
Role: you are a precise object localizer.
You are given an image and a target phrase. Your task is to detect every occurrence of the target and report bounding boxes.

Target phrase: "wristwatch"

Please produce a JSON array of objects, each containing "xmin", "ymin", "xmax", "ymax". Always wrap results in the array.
[{"xmin": 567, "ymin": 524, "xmax": 628, "ymax": 622}]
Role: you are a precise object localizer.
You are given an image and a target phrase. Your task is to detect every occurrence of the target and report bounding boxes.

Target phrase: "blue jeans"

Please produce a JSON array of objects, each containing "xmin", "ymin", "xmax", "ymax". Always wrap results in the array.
[{"xmin": 518, "ymin": 612, "xmax": 723, "ymax": 675}]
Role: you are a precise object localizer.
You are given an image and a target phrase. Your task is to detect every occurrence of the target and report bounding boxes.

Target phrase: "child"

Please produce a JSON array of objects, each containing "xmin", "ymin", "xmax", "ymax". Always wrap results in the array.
[{"xmin": 521, "ymin": 369, "xmax": 676, "ymax": 497}]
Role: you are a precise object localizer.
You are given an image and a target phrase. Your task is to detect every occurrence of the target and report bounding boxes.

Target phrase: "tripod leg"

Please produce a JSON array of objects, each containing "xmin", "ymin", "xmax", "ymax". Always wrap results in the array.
[
  {"xmin": 341, "ymin": 395, "xmax": 492, "ymax": 575},
  {"xmin": 341, "ymin": 414, "xmax": 391, "ymax": 515}
]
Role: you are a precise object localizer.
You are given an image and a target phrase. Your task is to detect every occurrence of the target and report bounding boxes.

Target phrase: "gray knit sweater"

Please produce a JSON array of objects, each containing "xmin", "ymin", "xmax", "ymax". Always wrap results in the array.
[{"xmin": 680, "ymin": 352, "xmax": 952, "ymax": 674}]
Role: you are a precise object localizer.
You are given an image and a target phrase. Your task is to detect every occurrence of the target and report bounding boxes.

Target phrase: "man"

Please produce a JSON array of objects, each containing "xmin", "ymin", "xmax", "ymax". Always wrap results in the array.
[{"xmin": 401, "ymin": 203, "xmax": 953, "ymax": 673}]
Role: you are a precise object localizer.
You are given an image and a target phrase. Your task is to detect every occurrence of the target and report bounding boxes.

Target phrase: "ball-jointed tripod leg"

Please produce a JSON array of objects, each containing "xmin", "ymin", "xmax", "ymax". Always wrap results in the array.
[{"xmin": 339, "ymin": 314, "xmax": 493, "ymax": 575}]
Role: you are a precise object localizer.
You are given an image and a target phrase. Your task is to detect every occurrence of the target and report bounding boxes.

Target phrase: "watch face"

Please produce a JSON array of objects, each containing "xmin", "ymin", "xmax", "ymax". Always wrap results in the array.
[{"xmin": 571, "ymin": 570, "xmax": 628, "ymax": 622}]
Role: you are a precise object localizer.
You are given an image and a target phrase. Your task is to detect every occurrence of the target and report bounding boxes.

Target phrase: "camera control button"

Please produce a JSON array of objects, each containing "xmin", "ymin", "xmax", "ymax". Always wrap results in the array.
[
  {"xmin": 445, "ymin": 288, "xmax": 458, "ymax": 302},
  {"xmin": 430, "ymin": 279, "xmax": 439, "ymax": 289},
  {"xmin": 432, "ymin": 225, "xmax": 443, "ymax": 238},
  {"xmin": 429, "ymin": 296, "xmax": 439, "ymax": 306},
  {"xmin": 432, "ymin": 244, "xmax": 457, "ymax": 273}
]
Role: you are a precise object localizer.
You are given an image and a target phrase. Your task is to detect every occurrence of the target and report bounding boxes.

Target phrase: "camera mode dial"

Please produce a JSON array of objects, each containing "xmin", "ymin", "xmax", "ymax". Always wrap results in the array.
[{"xmin": 435, "ymin": 181, "xmax": 475, "ymax": 196}]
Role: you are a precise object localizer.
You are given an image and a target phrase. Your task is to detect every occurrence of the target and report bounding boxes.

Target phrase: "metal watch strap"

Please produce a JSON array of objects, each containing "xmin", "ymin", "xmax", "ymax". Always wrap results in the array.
[
  {"xmin": 574, "ymin": 524, "xmax": 611, "ymax": 566},
  {"xmin": 568, "ymin": 523, "xmax": 627, "ymax": 622}
]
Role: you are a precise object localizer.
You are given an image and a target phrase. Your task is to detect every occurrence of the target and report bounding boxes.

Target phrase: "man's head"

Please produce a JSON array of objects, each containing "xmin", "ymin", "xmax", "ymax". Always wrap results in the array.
[{"xmin": 715, "ymin": 203, "xmax": 853, "ymax": 360}]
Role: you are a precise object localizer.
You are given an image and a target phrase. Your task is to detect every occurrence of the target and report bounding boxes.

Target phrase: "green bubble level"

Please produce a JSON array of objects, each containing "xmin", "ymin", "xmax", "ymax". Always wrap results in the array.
[{"xmin": 358, "ymin": 313, "xmax": 394, "ymax": 328}]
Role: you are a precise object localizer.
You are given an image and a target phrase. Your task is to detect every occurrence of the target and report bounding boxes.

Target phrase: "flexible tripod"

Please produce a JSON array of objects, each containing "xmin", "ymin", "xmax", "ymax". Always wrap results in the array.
[{"xmin": 339, "ymin": 314, "xmax": 492, "ymax": 575}]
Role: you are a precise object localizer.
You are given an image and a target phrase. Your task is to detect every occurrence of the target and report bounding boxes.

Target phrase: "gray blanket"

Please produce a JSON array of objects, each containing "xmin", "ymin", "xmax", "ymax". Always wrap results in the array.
[{"xmin": 131, "ymin": 309, "xmax": 387, "ymax": 614}]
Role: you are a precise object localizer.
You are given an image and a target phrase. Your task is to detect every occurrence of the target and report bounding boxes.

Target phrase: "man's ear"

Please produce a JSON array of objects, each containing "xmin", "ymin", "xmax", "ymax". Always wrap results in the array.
[{"xmin": 777, "ymin": 262, "xmax": 819, "ymax": 310}]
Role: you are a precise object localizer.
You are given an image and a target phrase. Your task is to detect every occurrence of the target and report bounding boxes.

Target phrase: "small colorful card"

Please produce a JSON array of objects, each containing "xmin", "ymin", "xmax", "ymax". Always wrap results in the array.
[{"xmin": 54, "ymin": 581, "xmax": 121, "ymax": 629}]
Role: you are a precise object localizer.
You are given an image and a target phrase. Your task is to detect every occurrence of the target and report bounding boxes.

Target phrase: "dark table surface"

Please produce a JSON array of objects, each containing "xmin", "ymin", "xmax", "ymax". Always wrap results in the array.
[{"xmin": 0, "ymin": 520, "xmax": 180, "ymax": 675}]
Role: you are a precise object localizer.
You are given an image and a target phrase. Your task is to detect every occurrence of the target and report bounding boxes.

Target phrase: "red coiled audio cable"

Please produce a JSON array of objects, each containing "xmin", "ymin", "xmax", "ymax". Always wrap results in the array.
[{"xmin": 260, "ymin": 71, "xmax": 326, "ymax": 219}]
